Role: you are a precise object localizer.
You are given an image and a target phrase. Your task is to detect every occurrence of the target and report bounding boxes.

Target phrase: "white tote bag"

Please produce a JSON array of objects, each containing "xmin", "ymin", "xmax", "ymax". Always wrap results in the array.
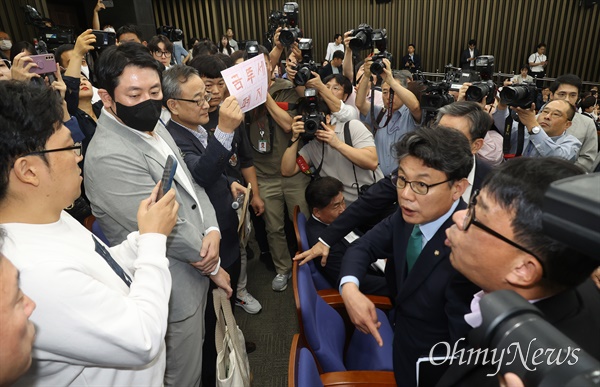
[{"xmin": 213, "ymin": 288, "xmax": 251, "ymax": 387}]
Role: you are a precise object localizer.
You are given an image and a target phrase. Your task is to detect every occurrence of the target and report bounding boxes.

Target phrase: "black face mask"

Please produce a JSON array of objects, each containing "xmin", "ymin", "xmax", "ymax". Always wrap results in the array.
[{"xmin": 113, "ymin": 99, "xmax": 163, "ymax": 132}]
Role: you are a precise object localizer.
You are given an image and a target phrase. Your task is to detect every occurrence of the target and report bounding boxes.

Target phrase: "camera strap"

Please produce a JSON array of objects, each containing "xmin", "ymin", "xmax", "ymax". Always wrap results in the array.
[
  {"xmin": 370, "ymin": 84, "xmax": 393, "ymax": 132},
  {"xmin": 344, "ymin": 121, "xmax": 377, "ymax": 197},
  {"xmin": 502, "ymin": 114, "xmax": 526, "ymax": 159}
]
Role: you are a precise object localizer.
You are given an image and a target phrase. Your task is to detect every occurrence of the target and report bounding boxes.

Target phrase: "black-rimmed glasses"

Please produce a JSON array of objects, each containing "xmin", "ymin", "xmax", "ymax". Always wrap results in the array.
[
  {"xmin": 391, "ymin": 173, "xmax": 452, "ymax": 195},
  {"xmin": 26, "ymin": 143, "xmax": 82, "ymax": 157},
  {"xmin": 464, "ymin": 189, "xmax": 544, "ymax": 272},
  {"xmin": 153, "ymin": 50, "xmax": 172, "ymax": 58},
  {"xmin": 173, "ymin": 94, "xmax": 212, "ymax": 106}
]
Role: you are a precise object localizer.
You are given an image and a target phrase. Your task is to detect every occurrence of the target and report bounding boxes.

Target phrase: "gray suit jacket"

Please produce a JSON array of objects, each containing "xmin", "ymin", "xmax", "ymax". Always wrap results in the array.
[{"xmin": 84, "ymin": 111, "xmax": 219, "ymax": 322}]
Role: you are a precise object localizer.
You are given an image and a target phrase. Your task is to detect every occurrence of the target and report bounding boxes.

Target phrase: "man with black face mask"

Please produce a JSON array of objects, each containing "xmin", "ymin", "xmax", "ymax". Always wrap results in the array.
[{"xmin": 84, "ymin": 43, "xmax": 232, "ymax": 387}]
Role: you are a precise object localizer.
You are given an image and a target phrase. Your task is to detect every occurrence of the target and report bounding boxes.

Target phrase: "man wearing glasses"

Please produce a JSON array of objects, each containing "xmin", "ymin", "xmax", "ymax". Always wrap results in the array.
[
  {"xmin": 339, "ymin": 125, "xmax": 479, "ymax": 387},
  {"xmin": 84, "ymin": 43, "xmax": 232, "ymax": 386},
  {"xmin": 0, "ymin": 80, "xmax": 180, "ymax": 386},
  {"xmin": 440, "ymin": 157, "xmax": 600, "ymax": 386}
]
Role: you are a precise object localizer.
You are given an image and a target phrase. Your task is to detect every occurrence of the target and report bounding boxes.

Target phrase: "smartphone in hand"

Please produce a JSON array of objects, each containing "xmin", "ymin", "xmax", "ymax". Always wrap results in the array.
[
  {"xmin": 28, "ymin": 54, "xmax": 57, "ymax": 75},
  {"xmin": 157, "ymin": 155, "xmax": 177, "ymax": 201}
]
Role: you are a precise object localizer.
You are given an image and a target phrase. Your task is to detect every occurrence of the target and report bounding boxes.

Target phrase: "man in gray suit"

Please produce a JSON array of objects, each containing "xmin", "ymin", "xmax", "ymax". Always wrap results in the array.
[{"xmin": 84, "ymin": 43, "xmax": 232, "ymax": 387}]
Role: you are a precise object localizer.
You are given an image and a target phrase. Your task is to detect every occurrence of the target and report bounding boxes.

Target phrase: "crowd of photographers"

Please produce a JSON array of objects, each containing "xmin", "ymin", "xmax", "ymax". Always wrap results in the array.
[{"xmin": 1, "ymin": 1, "xmax": 600, "ymax": 386}]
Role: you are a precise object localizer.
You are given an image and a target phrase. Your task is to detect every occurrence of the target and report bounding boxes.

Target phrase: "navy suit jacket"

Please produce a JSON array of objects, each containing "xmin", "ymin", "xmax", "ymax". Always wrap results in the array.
[
  {"xmin": 460, "ymin": 48, "xmax": 481, "ymax": 69},
  {"xmin": 340, "ymin": 202, "xmax": 480, "ymax": 387},
  {"xmin": 166, "ymin": 120, "xmax": 240, "ymax": 268},
  {"xmin": 318, "ymin": 63, "xmax": 342, "ymax": 80},
  {"xmin": 401, "ymin": 54, "xmax": 422, "ymax": 73},
  {"xmin": 438, "ymin": 279, "xmax": 600, "ymax": 387}
]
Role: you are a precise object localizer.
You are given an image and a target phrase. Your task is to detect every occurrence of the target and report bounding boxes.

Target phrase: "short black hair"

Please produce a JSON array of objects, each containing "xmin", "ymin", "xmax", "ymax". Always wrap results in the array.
[
  {"xmin": 215, "ymin": 53, "xmax": 234, "ymax": 68},
  {"xmin": 147, "ymin": 35, "xmax": 174, "ymax": 54},
  {"xmin": 393, "ymin": 124, "xmax": 473, "ymax": 182},
  {"xmin": 435, "ymin": 101, "xmax": 492, "ymax": 142},
  {"xmin": 0, "ymin": 81, "xmax": 63, "ymax": 201},
  {"xmin": 408, "ymin": 43, "xmax": 415, "ymax": 49},
  {"xmin": 331, "ymin": 50, "xmax": 344, "ymax": 61},
  {"xmin": 54, "ymin": 44, "xmax": 74, "ymax": 67},
  {"xmin": 305, "ymin": 177, "xmax": 344, "ymax": 213},
  {"xmin": 188, "ymin": 37, "xmax": 199, "ymax": 49},
  {"xmin": 10, "ymin": 41, "xmax": 36, "ymax": 61},
  {"xmin": 468, "ymin": 39, "xmax": 476, "ymax": 46},
  {"xmin": 95, "ymin": 42, "xmax": 162, "ymax": 98},
  {"xmin": 192, "ymin": 40, "xmax": 218, "ymax": 57},
  {"xmin": 483, "ymin": 157, "xmax": 593, "ymax": 289},
  {"xmin": 116, "ymin": 24, "xmax": 144, "ymax": 42},
  {"xmin": 536, "ymin": 42, "xmax": 546, "ymax": 49},
  {"xmin": 519, "ymin": 64, "xmax": 529, "ymax": 71},
  {"xmin": 229, "ymin": 50, "xmax": 244, "ymax": 65},
  {"xmin": 334, "ymin": 33, "xmax": 342, "ymax": 40},
  {"xmin": 322, "ymin": 74, "xmax": 353, "ymax": 99},
  {"xmin": 550, "ymin": 73, "xmax": 582, "ymax": 94},
  {"xmin": 189, "ymin": 54, "xmax": 227, "ymax": 79}
]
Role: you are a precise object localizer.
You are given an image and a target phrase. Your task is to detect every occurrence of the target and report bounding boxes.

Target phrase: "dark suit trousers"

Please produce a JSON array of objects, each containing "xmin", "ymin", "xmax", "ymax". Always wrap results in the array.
[{"xmin": 201, "ymin": 256, "xmax": 241, "ymax": 387}]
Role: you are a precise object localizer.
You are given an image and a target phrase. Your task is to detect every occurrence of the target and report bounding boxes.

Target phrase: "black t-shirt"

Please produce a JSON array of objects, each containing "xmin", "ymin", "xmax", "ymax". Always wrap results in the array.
[{"xmin": 206, "ymin": 107, "xmax": 254, "ymax": 183}]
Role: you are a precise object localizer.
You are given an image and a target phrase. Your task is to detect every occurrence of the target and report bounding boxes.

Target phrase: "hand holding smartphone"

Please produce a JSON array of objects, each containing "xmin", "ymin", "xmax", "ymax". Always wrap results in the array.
[{"xmin": 157, "ymin": 155, "xmax": 177, "ymax": 201}]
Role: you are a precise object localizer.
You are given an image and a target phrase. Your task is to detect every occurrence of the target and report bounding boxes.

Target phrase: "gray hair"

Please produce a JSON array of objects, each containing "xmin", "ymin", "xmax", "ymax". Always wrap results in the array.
[
  {"xmin": 435, "ymin": 101, "xmax": 492, "ymax": 141},
  {"xmin": 392, "ymin": 69, "xmax": 412, "ymax": 88},
  {"xmin": 162, "ymin": 64, "xmax": 199, "ymax": 104}
]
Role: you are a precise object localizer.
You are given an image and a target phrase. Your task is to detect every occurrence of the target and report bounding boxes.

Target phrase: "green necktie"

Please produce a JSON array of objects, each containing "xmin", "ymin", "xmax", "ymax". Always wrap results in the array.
[{"xmin": 406, "ymin": 225, "xmax": 423, "ymax": 272}]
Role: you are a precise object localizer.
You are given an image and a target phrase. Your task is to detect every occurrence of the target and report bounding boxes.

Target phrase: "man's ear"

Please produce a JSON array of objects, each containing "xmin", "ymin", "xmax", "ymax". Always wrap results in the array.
[
  {"xmin": 166, "ymin": 99, "xmax": 178, "ymax": 115},
  {"xmin": 471, "ymin": 138, "xmax": 484, "ymax": 154},
  {"xmin": 98, "ymin": 89, "xmax": 114, "ymax": 109},
  {"xmin": 451, "ymin": 178, "xmax": 469, "ymax": 201},
  {"xmin": 506, "ymin": 256, "xmax": 543, "ymax": 288},
  {"xmin": 11, "ymin": 157, "xmax": 41, "ymax": 187}
]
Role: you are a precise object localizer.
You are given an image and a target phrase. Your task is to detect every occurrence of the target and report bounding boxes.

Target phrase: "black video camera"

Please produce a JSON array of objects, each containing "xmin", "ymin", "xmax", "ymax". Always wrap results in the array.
[
  {"xmin": 293, "ymin": 38, "xmax": 318, "ymax": 86},
  {"xmin": 420, "ymin": 80, "xmax": 455, "ymax": 112},
  {"xmin": 466, "ymin": 80, "xmax": 497, "ymax": 105},
  {"xmin": 301, "ymin": 88, "xmax": 325, "ymax": 140},
  {"xmin": 157, "ymin": 26, "xmax": 183, "ymax": 42},
  {"xmin": 500, "ymin": 83, "xmax": 538, "ymax": 109}
]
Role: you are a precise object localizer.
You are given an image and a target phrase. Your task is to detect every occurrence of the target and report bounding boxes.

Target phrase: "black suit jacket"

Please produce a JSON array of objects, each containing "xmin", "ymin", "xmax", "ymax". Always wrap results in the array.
[
  {"xmin": 166, "ymin": 120, "xmax": 240, "ymax": 268},
  {"xmin": 340, "ymin": 203, "xmax": 480, "ymax": 387},
  {"xmin": 401, "ymin": 53, "xmax": 422, "ymax": 73},
  {"xmin": 438, "ymin": 279, "xmax": 600, "ymax": 387},
  {"xmin": 318, "ymin": 63, "xmax": 342, "ymax": 80},
  {"xmin": 460, "ymin": 48, "xmax": 481, "ymax": 69},
  {"xmin": 306, "ymin": 216, "xmax": 388, "ymax": 296}
]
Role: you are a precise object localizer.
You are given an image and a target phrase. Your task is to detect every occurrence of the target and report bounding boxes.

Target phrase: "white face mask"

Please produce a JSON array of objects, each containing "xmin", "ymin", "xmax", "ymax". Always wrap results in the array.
[
  {"xmin": 104, "ymin": 27, "xmax": 116, "ymax": 33},
  {"xmin": 0, "ymin": 39, "xmax": 12, "ymax": 51},
  {"xmin": 81, "ymin": 65, "xmax": 90, "ymax": 79}
]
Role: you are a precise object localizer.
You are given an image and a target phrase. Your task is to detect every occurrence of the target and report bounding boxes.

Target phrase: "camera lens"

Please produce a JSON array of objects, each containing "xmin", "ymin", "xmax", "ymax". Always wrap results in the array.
[
  {"xmin": 280, "ymin": 29, "xmax": 297, "ymax": 47},
  {"xmin": 371, "ymin": 59, "xmax": 384, "ymax": 75},
  {"xmin": 294, "ymin": 67, "xmax": 312, "ymax": 86},
  {"xmin": 466, "ymin": 84, "xmax": 490, "ymax": 102},
  {"xmin": 349, "ymin": 33, "xmax": 368, "ymax": 51}
]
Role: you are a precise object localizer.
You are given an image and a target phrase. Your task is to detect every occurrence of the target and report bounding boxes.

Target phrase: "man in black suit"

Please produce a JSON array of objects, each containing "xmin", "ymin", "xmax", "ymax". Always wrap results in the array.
[
  {"xmin": 295, "ymin": 101, "xmax": 493, "ymax": 267},
  {"xmin": 440, "ymin": 157, "xmax": 600, "ymax": 386},
  {"xmin": 339, "ymin": 125, "xmax": 480, "ymax": 387},
  {"xmin": 401, "ymin": 43, "xmax": 421, "ymax": 73},
  {"xmin": 318, "ymin": 49, "xmax": 344, "ymax": 80},
  {"xmin": 460, "ymin": 39, "xmax": 480, "ymax": 70},
  {"xmin": 162, "ymin": 64, "xmax": 244, "ymax": 387},
  {"xmin": 304, "ymin": 177, "xmax": 388, "ymax": 296}
]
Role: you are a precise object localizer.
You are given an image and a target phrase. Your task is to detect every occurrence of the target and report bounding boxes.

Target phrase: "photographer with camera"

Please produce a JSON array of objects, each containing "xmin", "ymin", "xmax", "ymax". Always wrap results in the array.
[
  {"xmin": 356, "ymin": 57, "xmax": 421, "ymax": 176},
  {"xmin": 281, "ymin": 90, "xmax": 382, "ymax": 205},
  {"xmin": 401, "ymin": 43, "xmax": 421, "ymax": 73},
  {"xmin": 440, "ymin": 157, "xmax": 600, "ymax": 386}
]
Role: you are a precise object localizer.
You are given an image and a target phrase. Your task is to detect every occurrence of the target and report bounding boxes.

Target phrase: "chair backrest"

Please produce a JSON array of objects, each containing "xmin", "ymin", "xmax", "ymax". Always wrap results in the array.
[
  {"xmin": 92, "ymin": 220, "xmax": 111, "ymax": 247},
  {"xmin": 288, "ymin": 334, "xmax": 323, "ymax": 387},
  {"xmin": 297, "ymin": 262, "xmax": 347, "ymax": 373},
  {"xmin": 307, "ymin": 260, "xmax": 334, "ymax": 291},
  {"xmin": 297, "ymin": 211, "xmax": 310, "ymax": 253}
]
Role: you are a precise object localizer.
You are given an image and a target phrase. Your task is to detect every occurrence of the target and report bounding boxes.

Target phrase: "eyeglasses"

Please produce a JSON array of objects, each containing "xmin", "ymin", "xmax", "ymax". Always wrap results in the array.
[
  {"xmin": 173, "ymin": 94, "xmax": 212, "ymax": 106},
  {"xmin": 464, "ymin": 190, "xmax": 544, "ymax": 271},
  {"xmin": 26, "ymin": 143, "xmax": 82, "ymax": 157},
  {"xmin": 391, "ymin": 173, "xmax": 452, "ymax": 195},
  {"xmin": 153, "ymin": 50, "xmax": 172, "ymax": 58}
]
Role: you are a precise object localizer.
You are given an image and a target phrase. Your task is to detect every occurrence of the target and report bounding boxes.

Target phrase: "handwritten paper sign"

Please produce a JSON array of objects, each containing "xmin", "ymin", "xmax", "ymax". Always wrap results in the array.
[{"xmin": 221, "ymin": 54, "xmax": 269, "ymax": 113}]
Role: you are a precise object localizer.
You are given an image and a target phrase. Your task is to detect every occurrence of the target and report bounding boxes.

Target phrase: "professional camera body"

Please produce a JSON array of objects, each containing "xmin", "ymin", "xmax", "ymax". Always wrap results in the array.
[
  {"xmin": 157, "ymin": 26, "xmax": 183, "ymax": 42},
  {"xmin": 349, "ymin": 24, "xmax": 391, "ymax": 75},
  {"xmin": 301, "ymin": 88, "xmax": 325, "ymax": 140},
  {"xmin": 245, "ymin": 40, "xmax": 260, "ymax": 59},
  {"xmin": 293, "ymin": 38, "xmax": 318, "ymax": 86},
  {"xmin": 22, "ymin": 5, "xmax": 74, "ymax": 50},
  {"xmin": 420, "ymin": 75, "xmax": 455, "ymax": 125},
  {"xmin": 500, "ymin": 82, "xmax": 538, "ymax": 109},
  {"xmin": 91, "ymin": 30, "xmax": 116, "ymax": 49},
  {"xmin": 267, "ymin": 2, "xmax": 301, "ymax": 47},
  {"xmin": 466, "ymin": 80, "xmax": 497, "ymax": 105}
]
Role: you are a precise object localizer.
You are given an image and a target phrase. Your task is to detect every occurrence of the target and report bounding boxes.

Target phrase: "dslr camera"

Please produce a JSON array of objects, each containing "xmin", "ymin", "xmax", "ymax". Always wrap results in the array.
[
  {"xmin": 301, "ymin": 88, "xmax": 325, "ymax": 140},
  {"xmin": 268, "ymin": 2, "xmax": 301, "ymax": 47},
  {"xmin": 91, "ymin": 30, "xmax": 116, "ymax": 49},
  {"xmin": 293, "ymin": 38, "xmax": 318, "ymax": 86},
  {"xmin": 349, "ymin": 24, "xmax": 391, "ymax": 76},
  {"xmin": 500, "ymin": 83, "xmax": 538, "ymax": 109},
  {"xmin": 466, "ymin": 80, "xmax": 497, "ymax": 105}
]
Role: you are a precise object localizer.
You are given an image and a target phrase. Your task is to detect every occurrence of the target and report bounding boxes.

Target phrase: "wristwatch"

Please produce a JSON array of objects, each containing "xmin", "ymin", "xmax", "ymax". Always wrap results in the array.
[{"xmin": 529, "ymin": 126, "xmax": 541, "ymax": 135}]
